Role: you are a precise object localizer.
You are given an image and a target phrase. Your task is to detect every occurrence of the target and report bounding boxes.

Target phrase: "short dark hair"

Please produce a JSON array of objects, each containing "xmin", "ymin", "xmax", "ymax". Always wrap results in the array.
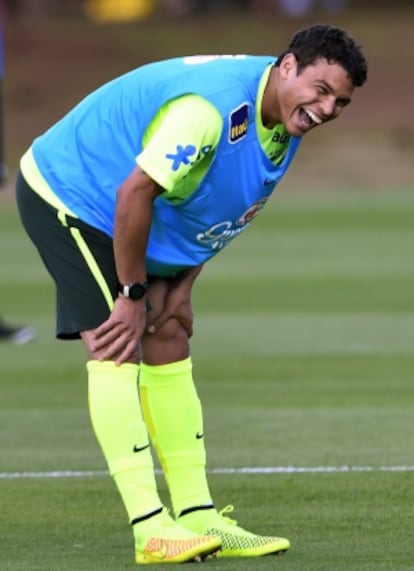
[{"xmin": 277, "ymin": 24, "xmax": 368, "ymax": 87}]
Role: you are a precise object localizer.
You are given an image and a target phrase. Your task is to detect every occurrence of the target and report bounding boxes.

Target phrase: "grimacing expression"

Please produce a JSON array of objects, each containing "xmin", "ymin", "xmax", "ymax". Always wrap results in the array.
[{"xmin": 278, "ymin": 55, "xmax": 355, "ymax": 137}]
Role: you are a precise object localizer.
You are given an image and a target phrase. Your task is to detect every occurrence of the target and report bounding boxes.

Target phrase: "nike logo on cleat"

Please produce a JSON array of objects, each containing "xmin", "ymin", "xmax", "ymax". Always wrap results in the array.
[
  {"xmin": 196, "ymin": 432, "xmax": 204, "ymax": 439},
  {"xmin": 133, "ymin": 443, "xmax": 150, "ymax": 453}
]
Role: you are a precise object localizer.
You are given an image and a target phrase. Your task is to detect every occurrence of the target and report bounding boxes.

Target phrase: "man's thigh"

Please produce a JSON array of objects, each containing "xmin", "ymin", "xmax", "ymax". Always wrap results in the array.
[{"xmin": 16, "ymin": 172, "xmax": 118, "ymax": 339}]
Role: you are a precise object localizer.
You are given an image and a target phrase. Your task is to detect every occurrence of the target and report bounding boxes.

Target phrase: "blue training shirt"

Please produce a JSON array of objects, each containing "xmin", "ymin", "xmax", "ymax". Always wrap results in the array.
[{"xmin": 31, "ymin": 55, "xmax": 302, "ymax": 276}]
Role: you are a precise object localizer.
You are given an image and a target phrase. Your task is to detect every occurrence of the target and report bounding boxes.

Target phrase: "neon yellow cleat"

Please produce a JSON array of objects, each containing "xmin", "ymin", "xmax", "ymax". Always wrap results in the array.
[
  {"xmin": 135, "ymin": 510, "xmax": 222, "ymax": 564},
  {"xmin": 179, "ymin": 505, "xmax": 290, "ymax": 558}
]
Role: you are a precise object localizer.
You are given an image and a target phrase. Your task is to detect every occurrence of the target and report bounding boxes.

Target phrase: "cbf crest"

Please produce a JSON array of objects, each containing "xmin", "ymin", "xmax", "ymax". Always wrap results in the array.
[
  {"xmin": 229, "ymin": 102, "xmax": 250, "ymax": 143},
  {"xmin": 236, "ymin": 197, "xmax": 269, "ymax": 226}
]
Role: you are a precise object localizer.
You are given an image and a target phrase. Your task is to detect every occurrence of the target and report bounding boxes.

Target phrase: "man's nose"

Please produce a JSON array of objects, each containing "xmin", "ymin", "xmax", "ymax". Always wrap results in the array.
[{"xmin": 321, "ymin": 96, "xmax": 337, "ymax": 118}]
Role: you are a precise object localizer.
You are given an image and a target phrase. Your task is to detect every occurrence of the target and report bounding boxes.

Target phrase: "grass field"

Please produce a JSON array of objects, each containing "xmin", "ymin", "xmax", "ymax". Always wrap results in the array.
[{"xmin": 1, "ymin": 187, "xmax": 414, "ymax": 570}]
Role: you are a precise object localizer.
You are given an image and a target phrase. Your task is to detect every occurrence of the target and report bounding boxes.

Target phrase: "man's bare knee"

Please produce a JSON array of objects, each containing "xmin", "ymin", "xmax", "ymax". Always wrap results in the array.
[
  {"xmin": 142, "ymin": 317, "xmax": 189, "ymax": 365},
  {"xmin": 147, "ymin": 317, "xmax": 186, "ymax": 343}
]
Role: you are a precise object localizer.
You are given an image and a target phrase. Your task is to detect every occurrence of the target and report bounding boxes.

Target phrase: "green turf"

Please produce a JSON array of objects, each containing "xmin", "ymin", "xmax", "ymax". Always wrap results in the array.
[{"xmin": 1, "ymin": 188, "xmax": 414, "ymax": 570}]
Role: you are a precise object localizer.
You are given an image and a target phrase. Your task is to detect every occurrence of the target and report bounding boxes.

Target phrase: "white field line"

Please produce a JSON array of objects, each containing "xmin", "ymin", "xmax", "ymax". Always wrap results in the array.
[{"xmin": 1, "ymin": 465, "xmax": 414, "ymax": 479}]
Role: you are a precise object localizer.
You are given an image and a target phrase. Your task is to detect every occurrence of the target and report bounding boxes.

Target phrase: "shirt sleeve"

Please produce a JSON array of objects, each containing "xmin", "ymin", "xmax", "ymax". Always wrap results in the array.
[{"xmin": 136, "ymin": 94, "xmax": 223, "ymax": 194}]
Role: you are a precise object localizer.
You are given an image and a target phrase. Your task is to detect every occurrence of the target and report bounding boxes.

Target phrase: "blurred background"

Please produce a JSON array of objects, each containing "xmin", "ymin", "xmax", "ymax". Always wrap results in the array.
[{"xmin": 1, "ymin": 0, "xmax": 413, "ymax": 193}]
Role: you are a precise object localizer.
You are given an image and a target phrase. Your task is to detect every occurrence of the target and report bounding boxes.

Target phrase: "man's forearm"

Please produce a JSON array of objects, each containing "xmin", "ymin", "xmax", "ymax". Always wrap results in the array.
[{"xmin": 114, "ymin": 166, "xmax": 162, "ymax": 285}]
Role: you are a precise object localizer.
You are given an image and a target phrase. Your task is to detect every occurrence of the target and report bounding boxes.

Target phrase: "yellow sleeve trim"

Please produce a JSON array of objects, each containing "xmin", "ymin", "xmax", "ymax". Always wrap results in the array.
[
  {"xmin": 137, "ymin": 94, "xmax": 223, "ymax": 195},
  {"xmin": 20, "ymin": 148, "xmax": 77, "ymax": 216}
]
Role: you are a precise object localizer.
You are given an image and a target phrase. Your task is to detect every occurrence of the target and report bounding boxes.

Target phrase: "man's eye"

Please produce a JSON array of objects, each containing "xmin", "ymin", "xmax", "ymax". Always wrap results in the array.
[{"xmin": 337, "ymin": 99, "xmax": 350, "ymax": 108}]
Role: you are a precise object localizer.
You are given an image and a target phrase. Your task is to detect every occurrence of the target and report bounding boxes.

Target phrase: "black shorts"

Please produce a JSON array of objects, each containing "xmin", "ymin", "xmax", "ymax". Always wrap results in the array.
[{"xmin": 16, "ymin": 171, "xmax": 118, "ymax": 339}]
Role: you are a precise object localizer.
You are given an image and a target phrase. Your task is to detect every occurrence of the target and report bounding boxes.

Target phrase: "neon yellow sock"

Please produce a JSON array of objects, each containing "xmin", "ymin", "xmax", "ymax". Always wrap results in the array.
[
  {"xmin": 139, "ymin": 357, "xmax": 213, "ymax": 517},
  {"xmin": 87, "ymin": 360, "xmax": 162, "ymax": 522}
]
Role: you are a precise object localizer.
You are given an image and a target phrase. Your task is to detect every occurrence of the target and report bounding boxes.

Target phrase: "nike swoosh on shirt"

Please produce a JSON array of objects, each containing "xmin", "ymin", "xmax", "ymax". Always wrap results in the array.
[{"xmin": 133, "ymin": 444, "xmax": 150, "ymax": 453}]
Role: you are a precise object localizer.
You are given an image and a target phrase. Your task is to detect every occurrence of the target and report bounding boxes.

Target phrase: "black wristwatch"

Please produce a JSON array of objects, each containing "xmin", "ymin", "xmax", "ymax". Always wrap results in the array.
[{"xmin": 118, "ymin": 281, "xmax": 149, "ymax": 300}]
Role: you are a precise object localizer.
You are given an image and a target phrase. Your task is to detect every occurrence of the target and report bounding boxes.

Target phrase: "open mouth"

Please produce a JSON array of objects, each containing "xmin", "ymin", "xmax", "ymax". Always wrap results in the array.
[{"xmin": 299, "ymin": 107, "xmax": 323, "ymax": 129}]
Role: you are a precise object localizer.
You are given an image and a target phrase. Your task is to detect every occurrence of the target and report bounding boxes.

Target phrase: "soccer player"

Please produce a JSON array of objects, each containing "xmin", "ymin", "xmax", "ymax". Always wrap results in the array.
[{"xmin": 15, "ymin": 25, "xmax": 367, "ymax": 565}]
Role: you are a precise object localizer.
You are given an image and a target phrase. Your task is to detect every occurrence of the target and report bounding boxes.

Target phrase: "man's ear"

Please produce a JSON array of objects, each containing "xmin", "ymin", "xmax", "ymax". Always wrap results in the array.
[{"xmin": 279, "ymin": 53, "xmax": 298, "ymax": 79}]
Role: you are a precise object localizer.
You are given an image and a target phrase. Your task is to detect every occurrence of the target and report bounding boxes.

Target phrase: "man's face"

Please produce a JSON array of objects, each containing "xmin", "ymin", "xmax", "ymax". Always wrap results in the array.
[{"xmin": 276, "ymin": 55, "xmax": 355, "ymax": 137}]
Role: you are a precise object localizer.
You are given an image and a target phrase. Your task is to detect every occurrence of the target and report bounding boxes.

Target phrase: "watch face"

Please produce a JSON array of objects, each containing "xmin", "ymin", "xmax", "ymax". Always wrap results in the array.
[
  {"xmin": 129, "ymin": 283, "xmax": 146, "ymax": 299},
  {"xmin": 124, "ymin": 281, "xmax": 148, "ymax": 300}
]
